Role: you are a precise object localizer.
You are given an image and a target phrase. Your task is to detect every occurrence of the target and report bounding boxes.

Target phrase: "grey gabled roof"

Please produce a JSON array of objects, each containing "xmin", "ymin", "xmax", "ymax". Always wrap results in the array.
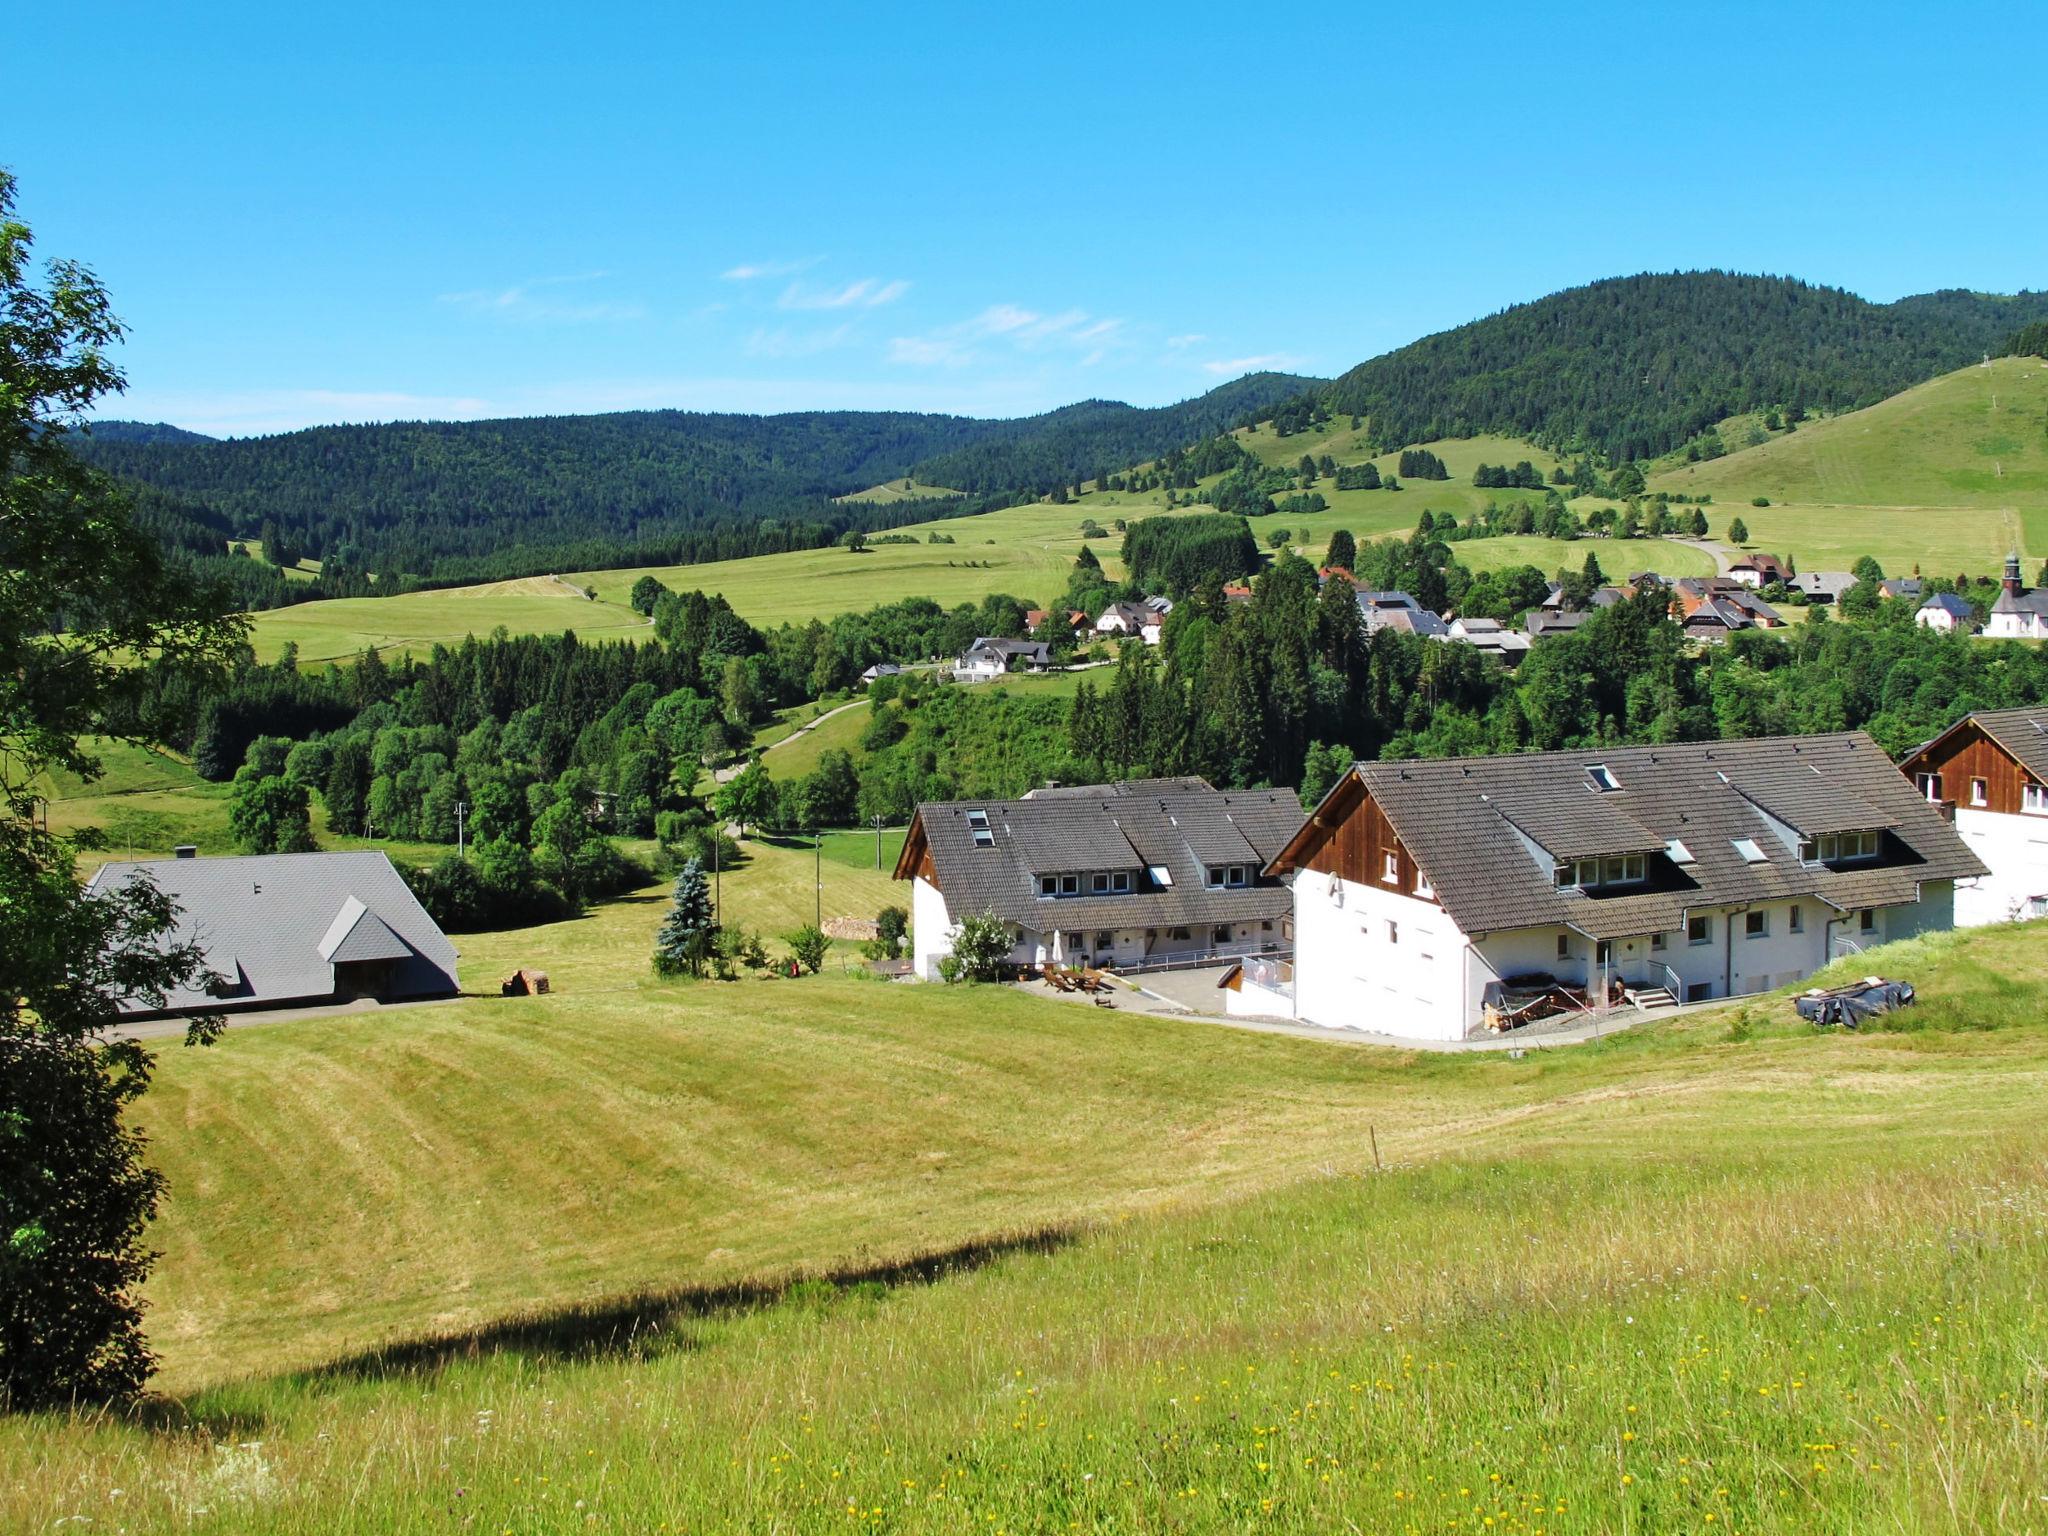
[
  {"xmin": 1296, "ymin": 733, "xmax": 1983, "ymax": 942},
  {"xmin": 1945, "ymin": 707, "xmax": 2048, "ymax": 782},
  {"xmin": 1919, "ymin": 593, "xmax": 1974, "ymax": 618},
  {"xmin": 85, "ymin": 850, "xmax": 460, "ymax": 1013},
  {"xmin": 905, "ymin": 779, "xmax": 1304, "ymax": 930}
]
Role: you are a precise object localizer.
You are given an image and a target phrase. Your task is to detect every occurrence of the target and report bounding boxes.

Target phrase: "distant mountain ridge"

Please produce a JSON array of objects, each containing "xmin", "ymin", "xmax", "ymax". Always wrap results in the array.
[
  {"xmin": 78, "ymin": 419, "xmax": 216, "ymax": 445},
  {"xmin": 1319, "ymin": 272, "xmax": 2048, "ymax": 463},
  {"xmin": 72, "ymin": 371, "xmax": 1318, "ymax": 591}
]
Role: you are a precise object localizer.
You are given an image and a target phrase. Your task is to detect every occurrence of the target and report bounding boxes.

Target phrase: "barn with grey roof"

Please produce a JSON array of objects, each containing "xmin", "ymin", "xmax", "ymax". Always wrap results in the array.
[{"xmin": 85, "ymin": 850, "xmax": 460, "ymax": 1017}]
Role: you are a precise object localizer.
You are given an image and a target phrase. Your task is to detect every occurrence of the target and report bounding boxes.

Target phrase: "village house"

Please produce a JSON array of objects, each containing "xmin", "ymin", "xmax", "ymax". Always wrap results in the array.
[
  {"xmin": 1878, "ymin": 576, "xmax": 1924, "ymax": 601},
  {"xmin": 1898, "ymin": 707, "xmax": 2048, "ymax": 925},
  {"xmin": 1670, "ymin": 577, "xmax": 1785, "ymax": 638},
  {"xmin": 1986, "ymin": 554, "xmax": 2048, "ymax": 639},
  {"xmin": 894, "ymin": 777, "xmax": 1304, "ymax": 981},
  {"xmin": 1522, "ymin": 607, "xmax": 1590, "ymax": 641},
  {"xmin": 1261, "ymin": 734, "xmax": 1981, "ymax": 1042},
  {"xmin": 858, "ymin": 663, "xmax": 903, "ymax": 687},
  {"xmin": 1356, "ymin": 589, "xmax": 1449, "ymax": 638},
  {"xmin": 954, "ymin": 637, "xmax": 1051, "ymax": 681},
  {"xmin": 85, "ymin": 850, "xmax": 460, "ymax": 1018},
  {"xmin": 1439, "ymin": 616, "xmax": 1530, "ymax": 667},
  {"xmin": 1095, "ymin": 599, "xmax": 1166, "ymax": 644},
  {"xmin": 1915, "ymin": 592, "xmax": 1976, "ymax": 633}
]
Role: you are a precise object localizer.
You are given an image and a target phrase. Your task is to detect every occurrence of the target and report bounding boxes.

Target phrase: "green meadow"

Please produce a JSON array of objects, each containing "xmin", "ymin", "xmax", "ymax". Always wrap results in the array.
[
  {"xmin": 4, "ymin": 920, "xmax": 2046, "ymax": 1531},
  {"xmin": 1653, "ymin": 357, "xmax": 2047, "ymax": 573}
]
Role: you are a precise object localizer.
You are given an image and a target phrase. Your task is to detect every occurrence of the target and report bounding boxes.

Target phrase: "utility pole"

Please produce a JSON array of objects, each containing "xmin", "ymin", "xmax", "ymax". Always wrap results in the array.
[
  {"xmin": 874, "ymin": 814, "xmax": 884, "ymax": 870},
  {"xmin": 815, "ymin": 831, "xmax": 822, "ymax": 930},
  {"xmin": 455, "ymin": 801, "xmax": 468, "ymax": 858},
  {"xmin": 713, "ymin": 832, "xmax": 721, "ymax": 925}
]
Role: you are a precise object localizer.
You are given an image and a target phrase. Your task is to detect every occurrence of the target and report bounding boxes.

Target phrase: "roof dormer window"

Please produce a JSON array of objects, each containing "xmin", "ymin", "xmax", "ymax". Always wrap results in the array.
[{"xmin": 1799, "ymin": 830, "xmax": 1880, "ymax": 864}]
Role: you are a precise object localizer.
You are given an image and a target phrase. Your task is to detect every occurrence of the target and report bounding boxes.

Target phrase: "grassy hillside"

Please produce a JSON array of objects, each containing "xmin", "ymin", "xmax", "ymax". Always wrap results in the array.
[
  {"xmin": 245, "ymin": 503, "xmax": 1139, "ymax": 663},
  {"xmin": 1652, "ymin": 357, "xmax": 2048, "ymax": 570},
  {"xmin": 4, "ymin": 923, "xmax": 2045, "ymax": 1531}
]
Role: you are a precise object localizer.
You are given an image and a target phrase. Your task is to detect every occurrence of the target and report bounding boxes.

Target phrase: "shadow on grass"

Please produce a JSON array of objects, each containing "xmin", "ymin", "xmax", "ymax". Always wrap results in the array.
[{"xmin": 300, "ymin": 1224, "xmax": 1077, "ymax": 1385}]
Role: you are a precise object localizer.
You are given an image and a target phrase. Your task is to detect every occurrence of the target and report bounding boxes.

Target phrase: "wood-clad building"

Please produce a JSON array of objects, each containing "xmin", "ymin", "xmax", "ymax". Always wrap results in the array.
[
  {"xmin": 1898, "ymin": 708, "xmax": 2048, "ymax": 925},
  {"xmin": 1265, "ymin": 734, "xmax": 1982, "ymax": 1041}
]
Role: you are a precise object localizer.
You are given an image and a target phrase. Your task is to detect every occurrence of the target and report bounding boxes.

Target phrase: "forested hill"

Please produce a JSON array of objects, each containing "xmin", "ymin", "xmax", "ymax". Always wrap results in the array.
[
  {"xmin": 1320, "ymin": 272, "xmax": 2048, "ymax": 463},
  {"xmin": 905, "ymin": 370, "xmax": 1321, "ymax": 493},
  {"xmin": 74, "ymin": 372, "xmax": 1314, "ymax": 590}
]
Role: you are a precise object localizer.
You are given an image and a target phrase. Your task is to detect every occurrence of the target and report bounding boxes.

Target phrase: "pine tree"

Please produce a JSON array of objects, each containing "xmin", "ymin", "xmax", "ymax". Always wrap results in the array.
[
  {"xmin": 653, "ymin": 858, "xmax": 717, "ymax": 978},
  {"xmin": 1728, "ymin": 517, "xmax": 1749, "ymax": 545}
]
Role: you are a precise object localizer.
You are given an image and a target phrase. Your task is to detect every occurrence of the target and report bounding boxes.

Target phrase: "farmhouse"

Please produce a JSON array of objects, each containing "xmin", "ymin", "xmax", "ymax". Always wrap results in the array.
[
  {"xmin": 1792, "ymin": 570, "xmax": 1859, "ymax": 604},
  {"xmin": 1440, "ymin": 616, "xmax": 1530, "ymax": 666},
  {"xmin": 1728, "ymin": 553, "xmax": 1791, "ymax": 587},
  {"xmin": 1898, "ymin": 707, "xmax": 2048, "ymax": 925},
  {"xmin": 1986, "ymin": 554, "xmax": 2048, "ymax": 639},
  {"xmin": 894, "ymin": 777, "xmax": 1304, "ymax": 980},
  {"xmin": 1671, "ymin": 577, "xmax": 1785, "ymax": 638},
  {"xmin": 84, "ymin": 850, "xmax": 460, "ymax": 1017},
  {"xmin": 1265, "ymin": 734, "xmax": 1981, "ymax": 1041}
]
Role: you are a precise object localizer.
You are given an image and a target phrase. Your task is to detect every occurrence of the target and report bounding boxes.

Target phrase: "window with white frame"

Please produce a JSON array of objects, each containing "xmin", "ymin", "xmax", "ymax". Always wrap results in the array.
[
  {"xmin": 1091, "ymin": 872, "xmax": 1110, "ymax": 894},
  {"xmin": 1788, "ymin": 904, "xmax": 1803, "ymax": 933},
  {"xmin": 1556, "ymin": 933, "xmax": 1571, "ymax": 959},
  {"xmin": 1744, "ymin": 909, "xmax": 1768, "ymax": 938},
  {"xmin": 1970, "ymin": 778, "xmax": 1989, "ymax": 807},
  {"xmin": 1558, "ymin": 853, "xmax": 1649, "ymax": 889},
  {"xmin": 2026, "ymin": 782, "xmax": 2048, "ymax": 815},
  {"xmin": 1382, "ymin": 851, "xmax": 1399, "ymax": 884},
  {"xmin": 1226, "ymin": 865, "xmax": 1248, "ymax": 888},
  {"xmin": 1915, "ymin": 772, "xmax": 1944, "ymax": 803},
  {"xmin": 1059, "ymin": 874, "xmax": 1079, "ymax": 895},
  {"xmin": 1205, "ymin": 866, "xmax": 1225, "ymax": 889},
  {"xmin": 1650, "ymin": 931, "xmax": 1666, "ymax": 951},
  {"xmin": 1687, "ymin": 914, "xmax": 1711, "ymax": 945},
  {"xmin": 1859, "ymin": 908, "xmax": 1877, "ymax": 932},
  {"xmin": 1039, "ymin": 875, "xmax": 1057, "ymax": 896},
  {"xmin": 1415, "ymin": 868, "xmax": 1433, "ymax": 898},
  {"xmin": 1800, "ymin": 830, "xmax": 1881, "ymax": 863}
]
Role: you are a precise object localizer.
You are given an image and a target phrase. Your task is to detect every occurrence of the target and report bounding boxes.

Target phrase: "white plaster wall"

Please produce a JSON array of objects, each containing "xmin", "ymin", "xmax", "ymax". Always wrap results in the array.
[
  {"xmin": 1952, "ymin": 809, "xmax": 2048, "ymax": 926},
  {"xmin": 1290, "ymin": 871, "xmax": 1466, "ymax": 1040},
  {"xmin": 910, "ymin": 876, "xmax": 954, "ymax": 980}
]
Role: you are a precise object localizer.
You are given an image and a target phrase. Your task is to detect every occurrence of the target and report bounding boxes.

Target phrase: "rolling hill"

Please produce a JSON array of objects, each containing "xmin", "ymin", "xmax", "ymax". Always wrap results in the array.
[
  {"xmin": 1651, "ymin": 356, "xmax": 2048, "ymax": 570},
  {"xmin": 75, "ymin": 372, "xmax": 1319, "ymax": 588},
  {"xmin": 1319, "ymin": 272, "xmax": 2048, "ymax": 462}
]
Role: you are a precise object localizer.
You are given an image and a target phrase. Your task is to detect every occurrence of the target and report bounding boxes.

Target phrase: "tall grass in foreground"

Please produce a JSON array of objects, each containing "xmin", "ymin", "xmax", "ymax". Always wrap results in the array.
[{"xmin": 7, "ymin": 1136, "xmax": 2044, "ymax": 1533}]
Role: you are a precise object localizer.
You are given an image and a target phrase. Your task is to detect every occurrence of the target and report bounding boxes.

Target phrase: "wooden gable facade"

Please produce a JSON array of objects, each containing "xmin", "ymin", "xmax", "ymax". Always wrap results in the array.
[
  {"xmin": 1898, "ymin": 719, "xmax": 2042, "ymax": 816},
  {"xmin": 1266, "ymin": 770, "xmax": 1440, "ymax": 906}
]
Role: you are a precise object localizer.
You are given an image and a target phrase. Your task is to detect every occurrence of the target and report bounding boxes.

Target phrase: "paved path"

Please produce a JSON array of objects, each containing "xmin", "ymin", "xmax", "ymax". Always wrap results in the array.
[
  {"xmin": 1015, "ymin": 964, "xmax": 1730, "ymax": 1053},
  {"xmin": 714, "ymin": 697, "xmax": 871, "ymax": 783},
  {"xmin": 1671, "ymin": 537, "xmax": 1734, "ymax": 576}
]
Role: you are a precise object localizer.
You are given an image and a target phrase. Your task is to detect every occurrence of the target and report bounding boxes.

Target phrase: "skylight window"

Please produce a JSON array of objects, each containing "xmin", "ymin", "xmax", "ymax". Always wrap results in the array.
[
  {"xmin": 1586, "ymin": 763, "xmax": 1621, "ymax": 792},
  {"xmin": 1148, "ymin": 864, "xmax": 1173, "ymax": 886},
  {"xmin": 1665, "ymin": 838, "xmax": 1694, "ymax": 864},
  {"xmin": 966, "ymin": 808, "xmax": 994, "ymax": 848},
  {"xmin": 1732, "ymin": 838, "xmax": 1768, "ymax": 864}
]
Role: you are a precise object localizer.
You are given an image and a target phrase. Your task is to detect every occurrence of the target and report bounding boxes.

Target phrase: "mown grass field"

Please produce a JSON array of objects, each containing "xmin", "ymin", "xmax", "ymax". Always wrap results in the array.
[
  {"xmin": 1653, "ymin": 358, "xmax": 2046, "ymax": 572},
  {"xmin": 5, "ymin": 923, "xmax": 2048, "ymax": 1531}
]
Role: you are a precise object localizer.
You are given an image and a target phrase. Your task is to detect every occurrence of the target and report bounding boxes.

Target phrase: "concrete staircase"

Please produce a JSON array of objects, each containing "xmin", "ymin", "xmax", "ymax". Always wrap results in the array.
[{"xmin": 1627, "ymin": 986, "xmax": 1679, "ymax": 1013}]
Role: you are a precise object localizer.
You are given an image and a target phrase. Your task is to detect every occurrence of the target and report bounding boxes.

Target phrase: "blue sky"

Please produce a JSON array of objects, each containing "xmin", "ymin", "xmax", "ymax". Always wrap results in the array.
[{"xmin": 9, "ymin": 0, "xmax": 2044, "ymax": 436}]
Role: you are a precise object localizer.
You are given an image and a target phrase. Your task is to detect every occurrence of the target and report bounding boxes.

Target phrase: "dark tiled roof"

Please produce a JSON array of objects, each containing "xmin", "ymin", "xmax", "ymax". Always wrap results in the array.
[
  {"xmin": 1956, "ymin": 707, "xmax": 2048, "ymax": 781},
  {"xmin": 909, "ymin": 780, "xmax": 1304, "ymax": 930},
  {"xmin": 1313, "ymin": 734, "xmax": 1983, "ymax": 940}
]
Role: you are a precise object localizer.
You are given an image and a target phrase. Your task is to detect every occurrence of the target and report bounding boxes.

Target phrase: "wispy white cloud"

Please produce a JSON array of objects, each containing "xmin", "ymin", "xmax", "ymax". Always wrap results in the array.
[
  {"xmin": 1166, "ymin": 333, "xmax": 1207, "ymax": 349},
  {"xmin": 1202, "ymin": 352, "xmax": 1307, "ymax": 376},
  {"xmin": 721, "ymin": 257, "xmax": 822, "ymax": 281},
  {"xmin": 438, "ymin": 271, "xmax": 644, "ymax": 323},
  {"xmin": 777, "ymin": 277, "xmax": 910, "ymax": 311},
  {"xmin": 888, "ymin": 304, "xmax": 1126, "ymax": 368},
  {"xmin": 743, "ymin": 322, "xmax": 857, "ymax": 359}
]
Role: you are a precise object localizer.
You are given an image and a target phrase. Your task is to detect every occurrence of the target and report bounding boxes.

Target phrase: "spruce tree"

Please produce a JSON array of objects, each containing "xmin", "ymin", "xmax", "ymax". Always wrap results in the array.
[{"xmin": 653, "ymin": 858, "xmax": 717, "ymax": 978}]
